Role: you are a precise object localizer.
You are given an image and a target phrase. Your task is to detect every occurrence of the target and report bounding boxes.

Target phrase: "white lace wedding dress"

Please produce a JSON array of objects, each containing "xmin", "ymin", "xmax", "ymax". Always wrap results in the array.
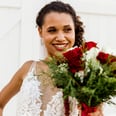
[{"xmin": 16, "ymin": 62, "xmax": 79, "ymax": 116}]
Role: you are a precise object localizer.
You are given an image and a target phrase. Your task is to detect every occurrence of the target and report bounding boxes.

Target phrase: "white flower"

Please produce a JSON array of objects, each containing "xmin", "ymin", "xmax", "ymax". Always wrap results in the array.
[
  {"xmin": 83, "ymin": 47, "xmax": 103, "ymax": 74},
  {"xmin": 75, "ymin": 71, "xmax": 84, "ymax": 83},
  {"xmin": 57, "ymin": 63, "xmax": 68, "ymax": 73},
  {"xmin": 84, "ymin": 47, "xmax": 100, "ymax": 61}
]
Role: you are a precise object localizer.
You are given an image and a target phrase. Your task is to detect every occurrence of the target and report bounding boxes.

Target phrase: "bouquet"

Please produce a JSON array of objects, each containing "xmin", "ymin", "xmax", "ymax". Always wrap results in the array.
[{"xmin": 44, "ymin": 41, "xmax": 116, "ymax": 116}]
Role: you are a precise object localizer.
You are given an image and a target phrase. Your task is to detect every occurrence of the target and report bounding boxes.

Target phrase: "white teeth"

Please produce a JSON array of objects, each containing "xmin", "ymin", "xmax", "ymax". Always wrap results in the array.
[{"xmin": 54, "ymin": 44, "xmax": 66, "ymax": 49}]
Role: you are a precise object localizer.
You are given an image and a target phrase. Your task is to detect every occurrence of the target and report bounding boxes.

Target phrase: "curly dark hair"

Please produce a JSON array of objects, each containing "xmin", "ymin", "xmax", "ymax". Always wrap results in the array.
[{"xmin": 36, "ymin": 1, "xmax": 84, "ymax": 47}]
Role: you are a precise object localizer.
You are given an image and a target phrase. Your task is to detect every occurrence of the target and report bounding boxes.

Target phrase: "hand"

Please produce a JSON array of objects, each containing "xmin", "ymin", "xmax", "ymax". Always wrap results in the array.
[
  {"xmin": 88, "ymin": 104, "xmax": 103, "ymax": 116},
  {"xmin": 77, "ymin": 104, "xmax": 103, "ymax": 116},
  {"xmin": 88, "ymin": 110, "xmax": 103, "ymax": 116}
]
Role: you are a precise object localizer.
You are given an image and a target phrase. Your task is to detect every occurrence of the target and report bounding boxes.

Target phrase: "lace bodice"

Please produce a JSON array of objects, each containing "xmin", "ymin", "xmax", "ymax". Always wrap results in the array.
[{"xmin": 16, "ymin": 61, "xmax": 79, "ymax": 116}]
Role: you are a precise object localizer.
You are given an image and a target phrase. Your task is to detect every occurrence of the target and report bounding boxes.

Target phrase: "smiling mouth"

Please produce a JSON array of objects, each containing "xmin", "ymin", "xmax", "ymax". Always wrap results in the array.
[{"xmin": 52, "ymin": 43, "xmax": 68, "ymax": 51}]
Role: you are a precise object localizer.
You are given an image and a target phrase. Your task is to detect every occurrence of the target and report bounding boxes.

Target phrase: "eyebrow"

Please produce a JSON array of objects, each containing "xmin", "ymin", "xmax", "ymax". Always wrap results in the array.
[
  {"xmin": 64, "ymin": 25, "xmax": 72, "ymax": 28},
  {"xmin": 47, "ymin": 25, "xmax": 72, "ymax": 29},
  {"xmin": 47, "ymin": 26, "xmax": 55, "ymax": 29}
]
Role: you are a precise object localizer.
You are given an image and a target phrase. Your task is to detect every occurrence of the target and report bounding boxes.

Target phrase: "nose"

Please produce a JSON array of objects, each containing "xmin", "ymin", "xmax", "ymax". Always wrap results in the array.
[{"xmin": 56, "ymin": 32, "xmax": 65, "ymax": 41}]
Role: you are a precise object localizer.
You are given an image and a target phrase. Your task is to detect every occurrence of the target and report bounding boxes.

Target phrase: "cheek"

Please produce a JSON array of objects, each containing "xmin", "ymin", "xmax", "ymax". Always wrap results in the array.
[
  {"xmin": 42, "ymin": 34, "xmax": 51, "ymax": 43},
  {"xmin": 69, "ymin": 33, "xmax": 75, "ymax": 45},
  {"xmin": 43, "ymin": 32, "xmax": 54, "ymax": 40},
  {"xmin": 42, "ymin": 36, "xmax": 53, "ymax": 48}
]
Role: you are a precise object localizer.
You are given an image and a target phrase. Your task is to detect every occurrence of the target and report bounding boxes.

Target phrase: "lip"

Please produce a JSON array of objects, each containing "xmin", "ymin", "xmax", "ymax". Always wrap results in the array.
[{"xmin": 52, "ymin": 43, "xmax": 68, "ymax": 51}]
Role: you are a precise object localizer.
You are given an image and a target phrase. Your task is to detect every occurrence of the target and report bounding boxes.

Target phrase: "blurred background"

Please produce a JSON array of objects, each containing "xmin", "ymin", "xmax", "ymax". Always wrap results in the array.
[{"xmin": 0, "ymin": 0, "xmax": 116, "ymax": 115}]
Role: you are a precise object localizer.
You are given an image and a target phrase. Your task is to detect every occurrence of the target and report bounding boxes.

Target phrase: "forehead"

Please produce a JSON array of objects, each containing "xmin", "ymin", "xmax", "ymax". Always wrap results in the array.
[{"xmin": 43, "ymin": 12, "xmax": 74, "ymax": 27}]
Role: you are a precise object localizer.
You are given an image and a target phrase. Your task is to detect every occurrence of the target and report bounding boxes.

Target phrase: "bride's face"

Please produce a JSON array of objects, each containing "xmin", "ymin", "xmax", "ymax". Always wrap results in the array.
[{"xmin": 38, "ymin": 11, "xmax": 75, "ymax": 57}]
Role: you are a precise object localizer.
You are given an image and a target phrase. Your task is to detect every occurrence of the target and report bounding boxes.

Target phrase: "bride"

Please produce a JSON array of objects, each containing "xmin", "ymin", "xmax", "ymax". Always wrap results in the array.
[{"xmin": 0, "ymin": 1, "xmax": 103, "ymax": 116}]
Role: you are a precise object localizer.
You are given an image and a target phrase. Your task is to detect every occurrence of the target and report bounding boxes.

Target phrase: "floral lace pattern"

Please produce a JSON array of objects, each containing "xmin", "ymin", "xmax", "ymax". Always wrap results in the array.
[
  {"xmin": 16, "ymin": 62, "xmax": 79, "ymax": 116},
  {"xmin": 16, "ymin": 71, "xmax": 42, "ymax": 116},
  {"xmin": 44, "ymin": 91, "xmax": 64, "ymax": 116}
]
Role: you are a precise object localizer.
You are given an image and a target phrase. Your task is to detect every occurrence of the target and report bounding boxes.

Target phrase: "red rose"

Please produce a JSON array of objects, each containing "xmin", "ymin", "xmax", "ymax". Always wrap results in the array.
[
  {"xmin": 108, "ymin": 55, "xmax": 116, "ymax": 74},
  {"xmin": 97, "ymin": 52, "xmax": 109, "ymax": 64},
  {"xmin": 63, "ymin": 47, "xmax": 84, "ymax": 73},
  {"xmin": 85, "ymin": 41, "xmax": 97, "ymax": 50},
  {"xmin": 109, "ymin": 55, "xmax": 116, "ymax": 63}
]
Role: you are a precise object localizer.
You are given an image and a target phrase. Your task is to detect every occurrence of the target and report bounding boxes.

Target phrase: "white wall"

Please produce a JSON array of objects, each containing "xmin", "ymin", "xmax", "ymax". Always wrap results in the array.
[
  {"xmin": 0, "ymin": 0, "xmax": 21, "ymax": 115},
  {"xmin": 0, "ymin": 0, "xmax": 116, "ymax": 115}
]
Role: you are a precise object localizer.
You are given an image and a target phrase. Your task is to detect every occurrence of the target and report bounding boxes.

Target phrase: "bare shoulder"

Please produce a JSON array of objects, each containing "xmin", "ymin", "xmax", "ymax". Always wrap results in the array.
[
  {"xmin": 21, "ymin": 60, "xmax": 34, "ymax": 69},
  {"xmin": 16, "ymin": 60, "xmax": 35, "ymax": 80}
]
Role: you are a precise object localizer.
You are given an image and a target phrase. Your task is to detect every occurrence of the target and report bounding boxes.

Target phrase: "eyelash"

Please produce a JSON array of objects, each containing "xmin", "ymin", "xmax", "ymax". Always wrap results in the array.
[
  {"xmin": 64, "ymin": 28, "xmax": 72, "ymax": 32},
  {"xmin": 47, "ymin": 28, "xmax": 72, "ymax": 33},
  {"xmin": 48, "ymin": 29, "xmax": 56, "ymax": 32}
]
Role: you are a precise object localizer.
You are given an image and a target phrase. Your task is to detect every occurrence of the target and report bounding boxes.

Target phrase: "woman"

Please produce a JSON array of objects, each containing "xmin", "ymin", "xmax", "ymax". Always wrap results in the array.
[{"xmin": 0, "ymin": 1, "xmax": 103, "ymax": 116}]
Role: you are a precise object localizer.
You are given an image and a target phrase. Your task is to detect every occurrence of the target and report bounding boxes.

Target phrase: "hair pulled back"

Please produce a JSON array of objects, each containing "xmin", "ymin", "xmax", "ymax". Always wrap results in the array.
[{"xmin": 36, "ymin": 1, "xmax": 84, "ymax": 47}]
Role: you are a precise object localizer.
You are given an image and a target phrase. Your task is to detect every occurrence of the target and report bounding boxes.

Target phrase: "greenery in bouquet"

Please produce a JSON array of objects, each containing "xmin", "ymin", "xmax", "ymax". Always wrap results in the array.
[{"xmin": 44, "ymin": 41, "xmax": 116, "ymax": 109}]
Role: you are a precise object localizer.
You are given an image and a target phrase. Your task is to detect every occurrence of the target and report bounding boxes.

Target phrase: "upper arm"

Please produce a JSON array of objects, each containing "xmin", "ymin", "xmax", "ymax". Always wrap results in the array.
[{"xmin": 0, "ymin": 60, "xmax": 34, "ymax": 109}]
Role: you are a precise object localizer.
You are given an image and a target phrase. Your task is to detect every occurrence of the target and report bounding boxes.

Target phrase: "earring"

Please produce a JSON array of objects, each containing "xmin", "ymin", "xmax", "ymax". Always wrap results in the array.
[{"xmin": 40, "ymin": 39, "xmax": 44, "ymax": 45}]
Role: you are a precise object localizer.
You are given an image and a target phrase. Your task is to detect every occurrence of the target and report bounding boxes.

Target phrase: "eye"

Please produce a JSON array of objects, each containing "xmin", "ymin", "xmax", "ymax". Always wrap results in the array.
[
  {"xmin": 64, "ymin": 28, "xmax": 72, "ymax": 33},
  {"xmin": 47, "ymin": 27, "xmax": 57, "ymax": 33}
]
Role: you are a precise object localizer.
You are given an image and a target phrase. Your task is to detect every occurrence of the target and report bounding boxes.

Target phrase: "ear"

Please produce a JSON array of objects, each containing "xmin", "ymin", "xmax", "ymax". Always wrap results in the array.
[
  {"xmin": 38, "ymin": 27, "xmax": 44, "ymax": 45},
  {"xmin": 38, "ymin": 27, "xmax": 42, "ymax": 38}
]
